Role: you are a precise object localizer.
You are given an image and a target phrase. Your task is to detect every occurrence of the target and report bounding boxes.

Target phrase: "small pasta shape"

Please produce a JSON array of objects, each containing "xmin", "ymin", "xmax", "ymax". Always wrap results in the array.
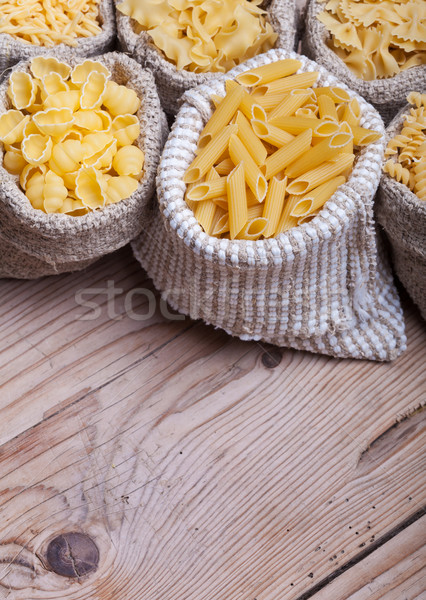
[
  {"xmin": 102, "ymin": 82, "xmax": 141, "ymax": 116},
  {"xmin": 80, "ymin": 72, "xmax": 108, "ymax": 110},
  {"xmin": 112, "ymin": 146, "xmax": 145, "ymax": 177},
  {"xmin": 44, "ymin": 91, "xmax": 81, "ymax": 112},
  {"xmin": 33, "ymin": 107, "xmax": 74, "ymax": 138},
  {"xmin": 43, "ymin": 170, "xmax": 68, "ymax": 213},
  {"xmin": 26, "ymin": 171, "xmax": 46, "ymax": 211},
  {"xmin": 106, "ymin": 176, "xmax": 139, "ymax": 204},
  {"xmin": 71, "ymin": 61, "xmax": 111, "ymax": 86},
  {"xmin": 3, "ymin": 148, "xmax": 27, "ymax": 174},
  {"xmin": 30, "ymin": 57, "xmax": 72, "ymax": 81},
  {"xmin": 384, "ymin": 160, "xmax": 414, "ymax": 188},
  {"xmin": 49, "ymin": 140, "xmax": 84, "ymax": 174},
  {"xmin": 75, "ymin": 166, "xmax": 108, "ymax": 209},
  {"xmin": 40, "ymin": 73, "xmax": 69, "ymax": 98},
  {"xmin": 0, "ymin": 110, "xmax": 30, "ymax": 144},
  {"xmin": 112, "ymin": 115, "xmax": 140, "ymax": 146},
  {"xmin": 22, "ymin": 133, "xmax": 53, "ymax": 166},
  {"xmin": 7, "ymin": 72, "xmax": 37, "ymax": 110}
]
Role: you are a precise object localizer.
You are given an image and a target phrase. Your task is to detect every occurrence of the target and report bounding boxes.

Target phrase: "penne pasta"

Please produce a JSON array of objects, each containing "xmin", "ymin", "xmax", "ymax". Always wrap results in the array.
[
  {"xmin": 211, "ymin": 205, "xmax": 227, "ymax": 233},
  {"xmin": 252, "ymin": 72, "xmax": 320, "ymax": 97},
  {"xmin": 186, "ymin": 176, "xmax": 227, "ymax": 201},
  {"xmin": 286, "ymin": 153, "xmax": 355, "ymax": 195},
  {"xmin": 339, "ymin": 121, "xmax": 354, "ymax": 154},
  {"xmin": 275, "ymin": 195, "xmax": 300, "ymax": 234},
  {"xmin": 342, "ymin": 98, "xmax": 361, "ymax": 126},
  {"xmin": 235, "ymin": 59, "xmax": 302, "ymax": 87},
  {"xmin": 235, "ymin": 111, "xmax": 267, "ymax": 166},
  {"xmin": 239, "ymin": 88, "xmax": 267, "ymax": 122},
  {"xmin": 184, "ymin": 123, "xmax": 238, "ymax": 183},
  {"xmin": 270, "ymin": 116, "xmax": 341, "ymax": 137},
  {"xmin": 228, "ymin": 134, "xmax": 267, "ymax": 201},
  {"xmin": 268, "ymin": 90, "xmax": 312, "ymax": 121},
  {"xmin": 350, "ymin": 125, "xmax": 382, "ymax": 146},
  {"xmin": 194, "ymin": 199, "xmax": 216, "ymax": 234},
  {"xmin": 313, "ymin": 87, "xmax": 351, "ymax": 103},
  {"xmin": 285, "ymin": 130, "xmax": 353, "ymax": 179},
  {"xmin": 262, "ymin": 176, "xmax": 287, "ymax": 237},
  {"xmin": 236, "ymin": 217, "xmax": 268, "ymax": 240},
  {"xmin": 227, "ymin": 162, "xmax": 247, "ymax": 239},
  {"xmin": 263, "ymin": 129, "xmax": 313, "ymax": 180},
  {"xmin": 212, "ymin": 212, "xmax": 230, "ymax": 236},
  {"xmin": 251, "ymin": 119, "xmax": 294, "ymax": 148},
  {"xmin": 317, "ymin": 94, "xmax": 338, "ymax": 121},
  {"xmin": 290, "ymin": 176, "xmax": 346, "ymax": 217},
  {"xmin": 198, "ymin": 85, "xmax": 244, "ymax": 149},
  {"xmin": 215, "ymin": 157, "xmax": 235, "ymax": 176}
]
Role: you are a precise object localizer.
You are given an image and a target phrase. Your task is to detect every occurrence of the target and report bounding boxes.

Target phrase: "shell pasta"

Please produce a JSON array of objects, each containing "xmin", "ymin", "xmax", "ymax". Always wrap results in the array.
[
  {"xmin": 1, "ymin": 58, "xmax": 144, "ymax": 215},
  {"xmin": 183, "ymin": 59, "xmax": 382, "ymax": 240}
]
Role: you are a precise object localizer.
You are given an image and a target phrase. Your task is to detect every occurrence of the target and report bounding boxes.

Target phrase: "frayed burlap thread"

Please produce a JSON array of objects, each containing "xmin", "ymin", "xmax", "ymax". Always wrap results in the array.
[
  {"xmin": 0, "ymin": 52, "xmax": 168, "ymax": 279},
  {"xmin": 0, "ymin": 0, "xmax": 116, "ymax": 81},
  {"xmin": 116, "ymin": 0, "xmax": 299, "ymax": 115},
  {"xmin": 132, "ymin": 49, "xmax": 406, "ymax": 361},
  {"xmin": 302, "ymin": 0, "xmax": 426, "ymax": 125},
  {"xmin": 376, "ymin": 105, "xmax": 426, "ymax": 320}
]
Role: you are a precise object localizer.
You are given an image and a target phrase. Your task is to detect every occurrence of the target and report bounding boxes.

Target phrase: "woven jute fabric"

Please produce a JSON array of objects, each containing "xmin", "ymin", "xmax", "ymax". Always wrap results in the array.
[
  {"xmin": 302, "ymin": 0, "xmax": 426, "ymax": 125},
  {"xmin": 0, "ymin": 52, "xmax": 168, "ymax": 279},
  {"xmin": 132, "ymin": 49, "xmax": 407, "ymax": 361},
  {"xmin": 0, "ymin": 0, "xmax": 116, "ymax": 82},
  {"xmin": 376, "ymin": 105, "xmax": 426, "ymax": 320},
  {"xmin": 116, "ymin": 0, "xmax": 299, "ymax": 116}
]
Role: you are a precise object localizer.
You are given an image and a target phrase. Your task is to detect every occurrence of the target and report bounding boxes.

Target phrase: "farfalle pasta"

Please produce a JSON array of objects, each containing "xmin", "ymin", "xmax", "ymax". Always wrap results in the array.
[
  {"xmin": 0, "ymin": 0, "xmax": 102, "ymax": 47},
  {"xmin": 384, "ymin": 92, "xmax": 426, "ymax": 200},
  {"xmin": 0, "ymin": 57, "xmax": 144, "ymax": 215},
  {"xmin": 317, "ymin": 0, "xmax": 426, "ymax": 81},
  {"xmin": 117, "ymin": 0, "xmax": 278, "ymax": 73}
]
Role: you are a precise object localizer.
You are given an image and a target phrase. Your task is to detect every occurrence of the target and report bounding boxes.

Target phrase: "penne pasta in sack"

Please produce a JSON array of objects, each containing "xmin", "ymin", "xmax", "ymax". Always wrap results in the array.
[
  {"xmin": 116, "ymin": 0, "xmax": 299, "ymax": 115},
  {"xmin": 377, "ymin": 98, "xmax": 426, "ymax": 320},
  {"xmin": 132, "ymin": 50, "xmax": 406, "ymax": 362},
  {"xmin": 0, "ymin": 0, "xmax": 116, "ymax": 76},
  {"xmin": 0, "ymin": 52, "xmax": 168, "ymax": 279},
  {"xmin": 302, "ymin": 0, "xmax": 426, "ymax": 123}
]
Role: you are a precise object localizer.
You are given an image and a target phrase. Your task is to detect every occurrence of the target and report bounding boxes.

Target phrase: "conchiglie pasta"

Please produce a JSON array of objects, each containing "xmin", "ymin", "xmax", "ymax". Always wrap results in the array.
[{"xmin": 1, "ymin": 58, "xmax": 144, "ymax": 215}]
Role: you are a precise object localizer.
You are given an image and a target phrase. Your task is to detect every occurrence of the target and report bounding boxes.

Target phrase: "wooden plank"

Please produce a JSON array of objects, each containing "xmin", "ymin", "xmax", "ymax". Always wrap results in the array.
[
  {"xmin": 309, "ymin": 515, "xmax": 426, "ymax": 600},
  {"xmin": 0, "ymin": 246, "xmax": 424, "ymax": 599}
]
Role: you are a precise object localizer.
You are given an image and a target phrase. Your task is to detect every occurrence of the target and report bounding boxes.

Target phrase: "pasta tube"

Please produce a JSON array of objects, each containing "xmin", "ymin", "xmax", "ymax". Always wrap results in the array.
[
  {"xmin": 286, "ymin": 153, "xmax": 355, "ymax": 195},
  {"xmin": 253, "ymin": 72, "xmax": 320, "ymax": 97},
  {"xmin": 270, "ymin": 116, "xmax": 340, "ymax": 137},
  {"xmin": 235, "ymin": 111, "xmax": 267, "ymax": 166},
  {"xmin": 350, "ymin": 125, "xmax": 382, "ymax": 145},
  {"xmin": 236, "ymin": 217, "xmax": 268, "ymax": 240},
  {"xmin": 228, "ymin": 134, "xmax": 267, "ymax": 201},
  {"xmin": 290, "ymin": 176, "xmax": 346, "ymax": 217},
  {"xmin": 235, "ymin": 59, "xmax": 302, "ymax": 87},
  {"xmin": 263, "ymin": 129, "xmax": 313, "ymax": 180},
  {"xmin": 198, "ymin": 85, "xmax": 244, "ymax": 149},
  {"xmin": 262, "ymin": 176, "xmax": 287, "ymax": 237},
  {"xmin": 275, "ymin": 195, "xmax": 300, "ymax": 234},
  {"xmin": 227, "ymin": 162, "xmax": 247, "ymax": 239},
  {"xmin": 186, "ymin": 177, "xmax": 227, "ymax": 201},
  {"xmin": 317, "ymin": 94, "xmax": 338, "ymax": 121},
  {"xmin": 184, "ymin": 124, "xmax": 238, "ymax": 183},
  {"xmin": 268, "ymin": 90, "xmax": 312, "ymax": 121},
  {"xmin": 251, "ymin": 120, "xmax": 294, "ymax": 148}
]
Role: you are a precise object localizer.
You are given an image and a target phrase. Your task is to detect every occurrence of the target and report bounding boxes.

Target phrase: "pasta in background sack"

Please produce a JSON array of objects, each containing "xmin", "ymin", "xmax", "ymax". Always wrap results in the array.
[
  {"xmin": 0, "ymin": 52, "xmax": 168, "ymax": 279},
  {"xmin": 132, "ymin": 49, "xmax": 407, "ymax": 362},
  {"xmin": 302, "ymin": 0, "xmax": 426, "ymax": 124},
  {"xmin": 0, "ymin": 0, "xmax": 116, "ymax": 77},
  {"xmin": 116, "ymin": 0, "xmax": 299, "ymax": 115},
  {"xmin": 377, "ymin": 103, "xmax": 426, "ymax": 320}
]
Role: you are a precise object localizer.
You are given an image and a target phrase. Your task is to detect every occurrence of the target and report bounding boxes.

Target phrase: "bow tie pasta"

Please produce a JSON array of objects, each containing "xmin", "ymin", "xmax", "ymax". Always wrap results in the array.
[
  {"xmin": 1, "ymin": 58, "xmax": 144, "ymax": 216},
  {"xmin": 117, "ymin": 0, "xmax": 278, "ymax": 73},
  {"xmin": 0, "ymin": 0, "xmax": 102, "ymax": 47},
  {"xmin": 317, "ymin": 0, "xmax": 426, "ymax": 80}
]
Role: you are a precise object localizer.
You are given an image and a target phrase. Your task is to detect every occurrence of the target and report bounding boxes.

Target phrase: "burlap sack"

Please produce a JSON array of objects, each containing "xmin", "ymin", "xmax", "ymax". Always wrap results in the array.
[
  {"xmin": 376, "ymin": 105, "xmax": 426, "ymax": 320},
  {"xmin": 302, "ymin": 0, "xmax": 426, "ymax": 124},
  {"xmin": 0, "ymin": 52, "xmax": 168, "ymax": 279},
  {"xmin": 116, "ymin": 0, "xmax": 299, "ymax": 115},
  {"xmin": 132, "ymin": 49, "xmax": 406, "ymax": 361},
  {"xmin": 0, "ymin": 0, "xmax": 116, "ymax": 81}
]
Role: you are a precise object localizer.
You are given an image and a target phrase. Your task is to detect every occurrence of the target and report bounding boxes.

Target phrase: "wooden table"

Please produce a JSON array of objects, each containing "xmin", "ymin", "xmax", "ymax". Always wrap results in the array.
[{"xmin": 0, "ymin": 245, "xmax": 425, "ymax": 599}]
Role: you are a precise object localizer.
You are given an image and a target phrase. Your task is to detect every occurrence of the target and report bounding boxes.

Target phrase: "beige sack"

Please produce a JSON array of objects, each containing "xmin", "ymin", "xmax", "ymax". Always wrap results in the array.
[
  {"xmin": 302, "ymin": 0, "xmax": 426, "ymax": 124},
  {"xmin": 0, "ymin": 0, "xmax": 116, "ymax": 79},
  {"xmin": 116, "ymin": 0, "xmax": 299, "ymax": 115},
  {"xmin": 132, "ymin": 49, "xmax": 407, "ymax": 361},
  {"xmin": 0, "ymin": 52, "xmax": 168, "ymax": 279},
  {"xmin": 376, "ymin": 105, "xmax": 426, "ymax": 320}
]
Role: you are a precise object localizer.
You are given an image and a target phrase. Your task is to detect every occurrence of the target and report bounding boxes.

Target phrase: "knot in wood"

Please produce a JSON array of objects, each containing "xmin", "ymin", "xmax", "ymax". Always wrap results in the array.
[
  {"xmin": 261, "ymin": 348, "xmax": 282, "ymax": 368},
  {"xmin": 46, "ymin": 532, "xmax": 99, "ymax": 578}
]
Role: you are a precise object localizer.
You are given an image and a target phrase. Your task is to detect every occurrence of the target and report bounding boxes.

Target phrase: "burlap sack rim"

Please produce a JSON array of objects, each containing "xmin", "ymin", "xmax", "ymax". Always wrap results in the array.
[
  {"xmin": 157, "ymin": 48, "xmax": 385, "ymax": 267},
  {"xmin": 380, "ymin": 104, "xmax": 426, "ymax": 219},
  {"xmin": 305, "ymin": 0, "xmax": 426, "ymax": 105},
  {"xmin": 115, "ymin": 0, "xmax": 298, "ymax": 88},
  {"xmin": 0, "ymin": 51, "xmax": 163, "ymax": 239},
  {"xmin": 0, "ymin": 0, "xmax": 116, "ymax": 74}
]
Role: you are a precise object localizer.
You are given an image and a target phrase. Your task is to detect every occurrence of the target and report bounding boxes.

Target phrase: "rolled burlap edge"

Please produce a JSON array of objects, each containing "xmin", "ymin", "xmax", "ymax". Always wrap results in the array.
[
  {"xmin": 0, "ymin": 51, "xmax": 168, "ymax": 279},
  {"xmin": 376, "ymin": 104, "xmax": 426, "ymax": 320},
  {"xmin": 0, "ymin": 0, "xmax": 116, "ymax": 82},
  {"xmin": 115, "ymin": 0, "xmax": 299, "ymax": 115},
  {"xmin": 302, "ymin": 0, "xmax": 426, "ymax": 125}
]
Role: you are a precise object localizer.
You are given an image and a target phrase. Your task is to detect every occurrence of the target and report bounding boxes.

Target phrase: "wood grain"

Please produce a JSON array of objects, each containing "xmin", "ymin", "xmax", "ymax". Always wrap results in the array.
[
  {"xmin": 0, "ymin": 246, "xmax": 425, "ymax": 600},
  {"xmin": 310, "ymin": 515, "xmax": 426, "ymax": 600}
]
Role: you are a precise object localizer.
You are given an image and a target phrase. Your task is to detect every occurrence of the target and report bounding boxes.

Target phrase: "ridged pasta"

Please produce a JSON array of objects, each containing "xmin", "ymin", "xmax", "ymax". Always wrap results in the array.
[
  {"xmin": 1, "ymin": 58, "xmax": 145, "ymax": 215},
  {"xmin": 183, "ymin": 65, "xmax": 381, "ymax": 239},
  {"xmin": 384, "ymin": 92, "xmax": 426, "ymax": 199}
]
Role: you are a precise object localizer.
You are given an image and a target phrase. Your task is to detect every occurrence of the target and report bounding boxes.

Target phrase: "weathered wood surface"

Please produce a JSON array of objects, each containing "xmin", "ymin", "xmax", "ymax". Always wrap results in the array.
[
  {"xmin": 310, "ymin": 515, "xmax": 426, "ymax": 600},
  {"xmin": 0, "ymin": 246, "xmax": 425, "ymax": 600}
]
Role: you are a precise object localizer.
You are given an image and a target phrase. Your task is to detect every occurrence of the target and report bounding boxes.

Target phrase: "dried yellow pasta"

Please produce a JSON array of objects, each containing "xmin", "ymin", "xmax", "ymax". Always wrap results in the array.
[
  {"xmin": 183, "ymin": 65, "xmax": 381, "ymax": 239},
  {"xmin": 1, "ymin": 58, "xmax": 144, "ymax": 215}
]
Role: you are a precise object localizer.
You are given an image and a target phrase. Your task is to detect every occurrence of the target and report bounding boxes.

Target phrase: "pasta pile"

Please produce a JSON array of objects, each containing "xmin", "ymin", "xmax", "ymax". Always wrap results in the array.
[
  {"xmin": 117, "ymin": 0, "xmax": 277, "ymax": 73},
  {"xmin": 0, "ymin": 0, "xmax": 102, "ymax": 47},
  {"xmin": 0, "ymin": 57, "xmax": 144, "ymax": 215},
  {"xmin": 183, "ymin": 59, "xmax": 382, "ymax": 240},
  {"xmin": 317, "ymin": 0, "xmax": 426, "ymax": 80},
  {"xmin": 384, "ymin": 92, "xmax": 426, "ymax": 200}
]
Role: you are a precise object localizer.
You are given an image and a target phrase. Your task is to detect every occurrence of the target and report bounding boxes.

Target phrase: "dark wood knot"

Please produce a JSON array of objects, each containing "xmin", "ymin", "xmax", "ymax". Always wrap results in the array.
[
  {"xmin": 261, "ymin": 348, "xmax": 282, "ymax": 368},
  {"xmin": 46, "ymin": 532, "xmax": 99, "ymax": 578}
]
